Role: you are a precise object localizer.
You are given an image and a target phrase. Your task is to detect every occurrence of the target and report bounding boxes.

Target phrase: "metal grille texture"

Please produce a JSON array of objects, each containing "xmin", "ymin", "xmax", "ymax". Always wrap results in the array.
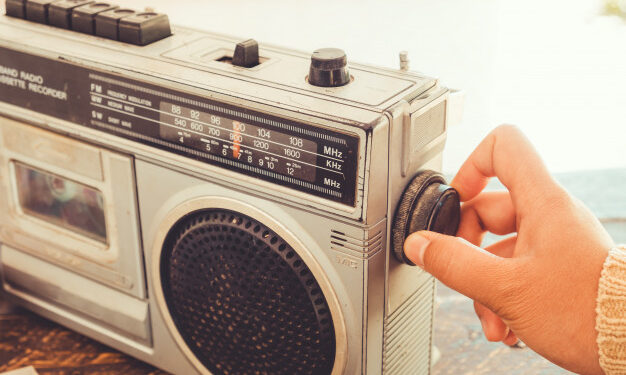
[
  {"xmin": 160, "ymin": 209, "xmax": 335, "ymax": 375},
  {"xmin": 383, "ymin": 277, "xmax": 435, "ymax": 375}
]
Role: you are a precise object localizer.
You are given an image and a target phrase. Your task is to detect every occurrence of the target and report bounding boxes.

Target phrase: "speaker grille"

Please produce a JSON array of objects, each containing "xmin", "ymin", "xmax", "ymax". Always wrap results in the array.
[{"xmin": 160, "ymin": 209, "xmax": 335, "ymax": 375}]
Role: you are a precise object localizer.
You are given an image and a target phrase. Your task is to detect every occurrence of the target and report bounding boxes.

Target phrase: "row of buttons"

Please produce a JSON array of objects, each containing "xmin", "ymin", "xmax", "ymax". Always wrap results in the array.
[{"xmin": 5, "ymin": 0, "xmax": 171, "ymax": 45}]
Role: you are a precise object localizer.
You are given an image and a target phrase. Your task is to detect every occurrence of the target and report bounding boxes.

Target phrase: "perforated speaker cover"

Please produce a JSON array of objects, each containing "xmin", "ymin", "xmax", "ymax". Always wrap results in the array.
[{"xmin": 160, "ymin": 209, "xmax": 336, "ymax": 375}]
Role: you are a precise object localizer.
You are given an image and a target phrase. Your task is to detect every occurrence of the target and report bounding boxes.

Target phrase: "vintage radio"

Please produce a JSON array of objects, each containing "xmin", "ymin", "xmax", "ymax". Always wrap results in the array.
[{"xmin": 0, "ymin": 1, "xmax": 462, "ymax": 374}]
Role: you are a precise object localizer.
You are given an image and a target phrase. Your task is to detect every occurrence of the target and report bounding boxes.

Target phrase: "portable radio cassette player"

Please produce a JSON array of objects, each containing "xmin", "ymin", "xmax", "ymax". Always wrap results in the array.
[{"xmin": 0, "ymin": 1, "xmax": 463, "ymax": 374}]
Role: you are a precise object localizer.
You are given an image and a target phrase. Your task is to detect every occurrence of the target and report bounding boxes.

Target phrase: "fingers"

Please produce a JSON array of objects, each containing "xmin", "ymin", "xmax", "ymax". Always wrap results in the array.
[
  {"xmin": 484, "ymin": 236, "xmax": 517, "ymax": 258},
  {"xmin": 475, "ymin": 301, "xmax": 509, "ymax": 342},
  {"xmin": 451, "ymin": 125, "xmax": 557, "ymax": 215},
  {"xmin": 404, "ymin": 231, "xmax": 512, "ymax": 307},
  {"xmin": 457, "ymin": 191, "xmax": 517, "ymax": 246},
  {"xmin": 475, "ymin": 299, "xmax": 519, "ymax": 346},
  {"xmin": 502, "ymin": 330, "xmax": 519, "ymax": 346}
]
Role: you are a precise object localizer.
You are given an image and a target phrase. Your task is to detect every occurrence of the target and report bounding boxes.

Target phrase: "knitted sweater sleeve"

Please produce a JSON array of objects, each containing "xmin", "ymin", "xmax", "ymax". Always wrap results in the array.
[{"xmin": 596, "ymin": 245, "xmax": 626, "ymax": 374}]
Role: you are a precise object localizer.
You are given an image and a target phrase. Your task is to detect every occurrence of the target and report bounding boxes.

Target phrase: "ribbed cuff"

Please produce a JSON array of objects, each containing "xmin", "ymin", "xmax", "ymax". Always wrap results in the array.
[{"xmin": 596, "ymin": 245, "xmax": 626, "ymax": 375}]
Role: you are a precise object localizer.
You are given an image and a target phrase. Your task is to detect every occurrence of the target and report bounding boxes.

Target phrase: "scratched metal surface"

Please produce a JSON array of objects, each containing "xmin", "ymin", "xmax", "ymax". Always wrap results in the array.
[{"xmin": 0, "ymin": 170, "xmax": 624, "ymax": 374}]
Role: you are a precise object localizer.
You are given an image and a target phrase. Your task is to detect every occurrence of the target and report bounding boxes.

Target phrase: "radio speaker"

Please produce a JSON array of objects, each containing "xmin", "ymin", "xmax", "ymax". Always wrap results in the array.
[{"xmin": 160, "ymin": 209, "xmax": 336, "ymax": 375}]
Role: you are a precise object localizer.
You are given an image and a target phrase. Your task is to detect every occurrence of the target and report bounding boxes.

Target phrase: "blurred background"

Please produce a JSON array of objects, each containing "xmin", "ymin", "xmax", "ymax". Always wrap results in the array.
[{"xmin": 124, "ymin": 0, "xmax": 626, "ymax": 175}]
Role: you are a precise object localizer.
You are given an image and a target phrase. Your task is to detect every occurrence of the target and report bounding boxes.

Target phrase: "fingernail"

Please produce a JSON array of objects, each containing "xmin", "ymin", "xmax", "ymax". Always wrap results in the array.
[{"xmin": 404, "ymin": 232, "xmax": 430, "ymax": 268}]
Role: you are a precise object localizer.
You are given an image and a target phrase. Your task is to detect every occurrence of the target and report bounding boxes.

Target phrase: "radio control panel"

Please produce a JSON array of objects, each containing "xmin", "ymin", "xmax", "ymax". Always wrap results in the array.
[
  {"xmin": 0, "ymin": 0, "xmax": 446, "ymax": 219},
  {"xmin": 0, "ymin": 46, "xmax": 360, "ymax": 205}
]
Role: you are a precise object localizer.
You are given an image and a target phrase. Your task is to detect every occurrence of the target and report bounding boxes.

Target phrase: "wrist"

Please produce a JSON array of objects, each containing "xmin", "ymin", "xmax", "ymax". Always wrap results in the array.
[{"xmin": 596, "ymin": 245, "xmax": 626, "ymax": 375}]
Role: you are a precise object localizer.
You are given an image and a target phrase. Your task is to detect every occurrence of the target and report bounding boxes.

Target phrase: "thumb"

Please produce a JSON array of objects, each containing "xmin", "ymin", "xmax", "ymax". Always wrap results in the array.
[{"xmin": 404, "ymin": 231, "xmax": 510, "ymax": 307}]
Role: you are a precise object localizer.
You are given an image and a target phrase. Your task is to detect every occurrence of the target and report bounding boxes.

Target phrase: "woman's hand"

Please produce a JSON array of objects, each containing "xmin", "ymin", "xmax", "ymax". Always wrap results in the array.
[{"xmin": 404, "ymin": 125, "xmax": 614, "ymax": 375}]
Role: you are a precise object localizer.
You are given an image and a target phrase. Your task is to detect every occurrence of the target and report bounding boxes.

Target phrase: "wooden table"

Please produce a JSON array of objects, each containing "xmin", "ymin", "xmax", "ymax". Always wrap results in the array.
[{"xmin": 0, "ymin": 310, "xmax": 166, "ymax": 374}]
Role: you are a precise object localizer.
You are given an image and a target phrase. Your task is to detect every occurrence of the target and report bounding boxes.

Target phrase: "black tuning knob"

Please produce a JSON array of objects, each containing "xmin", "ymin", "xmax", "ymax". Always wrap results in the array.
[
  {"xmin": 392, "ymin": 170, "xmax": 461, "ymax": 266},
  {"xmin": 308, "ymin": 48, "xmax": 351, "ymax": 87}
]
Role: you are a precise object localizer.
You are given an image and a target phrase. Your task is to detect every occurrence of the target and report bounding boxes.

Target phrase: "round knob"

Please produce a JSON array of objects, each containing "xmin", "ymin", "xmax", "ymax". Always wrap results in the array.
[
  {"xmin": 308, "ymin": 48, "xmax": 351, "ymax": 87},
  {"xmin": 392, "ymin": 170, "xmax": 461, "ymax": 266}
]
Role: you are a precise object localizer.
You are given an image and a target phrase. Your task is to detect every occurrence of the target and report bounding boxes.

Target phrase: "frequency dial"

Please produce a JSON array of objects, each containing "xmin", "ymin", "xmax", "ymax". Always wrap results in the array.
[{"xmin": 392, "ymin": 170, "xmax": 461, "ymax": 266}]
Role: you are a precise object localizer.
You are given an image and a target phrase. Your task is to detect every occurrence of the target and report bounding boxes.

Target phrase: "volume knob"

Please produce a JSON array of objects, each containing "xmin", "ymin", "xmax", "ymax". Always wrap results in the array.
[
  {"xmin": 392, "ymin": 170, "xmax": 461, "ymax": 266},
  {"xmin": 308, "ymin": 48, "xmax": 351, "ymax": 87}
]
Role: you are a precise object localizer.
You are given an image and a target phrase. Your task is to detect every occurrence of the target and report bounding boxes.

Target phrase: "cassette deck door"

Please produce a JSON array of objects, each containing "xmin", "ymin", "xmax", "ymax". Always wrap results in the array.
[{"xmin": 0, "ymin": 116, "xmax": 146, "ymax": 299}]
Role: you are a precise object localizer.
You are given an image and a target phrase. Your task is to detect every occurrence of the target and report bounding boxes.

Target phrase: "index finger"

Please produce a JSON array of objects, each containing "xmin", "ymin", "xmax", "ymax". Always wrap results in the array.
[
  {"xmin": 451, "ymin": 125, "xmax": 558, "ymax": 213},
  {"xmin": 457, "ymin": 191, "xmax": 517, "ymax": 246}
]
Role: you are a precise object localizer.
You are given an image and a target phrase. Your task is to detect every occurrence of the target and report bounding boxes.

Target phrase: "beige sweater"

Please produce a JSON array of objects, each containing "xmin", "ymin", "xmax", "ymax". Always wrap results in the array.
[{"xmin": 597, "ymin": 245, "xmax": 626, "ymax": 374}]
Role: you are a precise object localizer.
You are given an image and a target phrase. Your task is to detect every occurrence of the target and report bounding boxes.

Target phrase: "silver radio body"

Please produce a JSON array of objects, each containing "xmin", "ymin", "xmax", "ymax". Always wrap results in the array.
[{"xmin": 0, "ymin": 3, "xmax": 458, "ymax": 374}]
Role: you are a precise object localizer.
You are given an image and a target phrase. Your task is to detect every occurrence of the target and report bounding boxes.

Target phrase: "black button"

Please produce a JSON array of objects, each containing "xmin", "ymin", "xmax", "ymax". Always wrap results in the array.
[
  {"xmin": 94, "ymin": 8, "xmax": 135, "ymax": 40},
  {"xmin": 26, "ymin": 0, "xmax": 60, "ymax": 24},
  {"xmin": 5, "ymin": 0, "xmax": 27, "ymax": 18},
  {"xmin": 392, "ymin": 170, "xmax": 461, "ymax": 266},
  {"xmin": 49, "ymin": 0, "xmax": 93, "ymax": 29},
  {"xmin": 118, "ymin": 12, "xmax": 171, "ymax": 46},
  {"xmin": 308, "ymin": 48, "xmax": 351, "ymax": 87},
  {"xmin": 71, "ymin": 2, "xmax": 118, "ymax": 34},
  {"xmin": 232, "ymin": 39, "xmax": 260, "ymax": 68}
]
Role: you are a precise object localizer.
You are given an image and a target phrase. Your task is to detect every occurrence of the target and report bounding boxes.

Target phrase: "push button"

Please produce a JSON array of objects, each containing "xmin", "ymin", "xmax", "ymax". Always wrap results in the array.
[
  {"xmin": 25, "ymin": 0, "xmax": 60, "ymax": 24},
  {"xmin": 94, "ymin": 7, "xmax": 135, "ymax": 40},
  {"xmin": 5, "ymin": 0, "xmax": 27, "ymax": 18},
  {"xmin": 232, "ymin": 39, "xmax": 260, "ymax": 68},
  {"xmin": 6, "ymin": 1, "xmax": 172, "ymax": 46},
  {"xmin": 49, "ymin": 0, "xmax": 93, "ymax": 29},
  {"xmin": 118, "ymin": 12, "xmax": 171, "ymax": 46},
  {"xmin": 71, "ymin": 2, "xmax": 118, "ymax": 34}
]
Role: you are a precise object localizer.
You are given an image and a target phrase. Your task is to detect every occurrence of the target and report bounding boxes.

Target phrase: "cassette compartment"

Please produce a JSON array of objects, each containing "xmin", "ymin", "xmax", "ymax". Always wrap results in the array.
[
  {"xmin": 0, "ymin": 116, "xmax": 146, "ymax": 299},
  {"xmin": 1, "ymin": 244, "xmax": 151, "ymax": 343}
]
